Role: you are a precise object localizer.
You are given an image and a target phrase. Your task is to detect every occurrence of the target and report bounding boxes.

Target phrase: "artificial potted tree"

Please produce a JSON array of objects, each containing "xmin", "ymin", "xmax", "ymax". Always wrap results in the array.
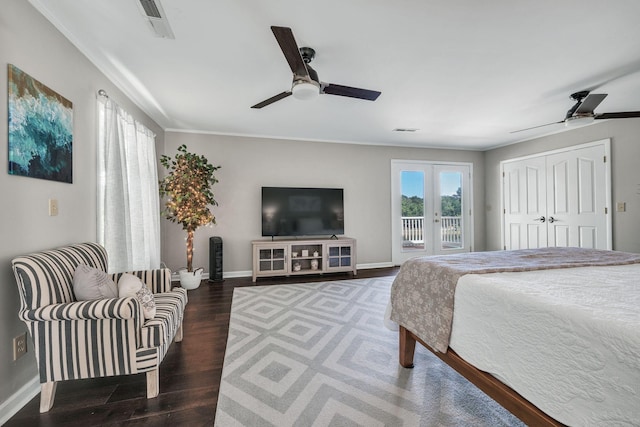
[{"xmin": 159, "ymin": 144, "xmax": 220, "ymax": 289}]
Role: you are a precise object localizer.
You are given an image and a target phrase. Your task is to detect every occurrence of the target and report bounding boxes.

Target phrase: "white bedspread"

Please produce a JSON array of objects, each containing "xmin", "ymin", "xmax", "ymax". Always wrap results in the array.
[{"xmin": 449, "ymin": 264, "xmax": 640, "ymax": 427}]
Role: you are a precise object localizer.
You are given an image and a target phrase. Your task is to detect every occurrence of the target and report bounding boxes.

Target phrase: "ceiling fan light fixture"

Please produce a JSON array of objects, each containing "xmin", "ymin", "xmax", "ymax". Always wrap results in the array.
[
  {"xmin": 292, "ymin": 80, "xmax": 319, "ymax": 100},
  {"xmin": 565, "ymin": 114, "xmax": 594, "ymax": 127}
]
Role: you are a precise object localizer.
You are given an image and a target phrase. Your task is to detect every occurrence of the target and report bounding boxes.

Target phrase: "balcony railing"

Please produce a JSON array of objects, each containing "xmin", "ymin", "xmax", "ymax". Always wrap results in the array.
[{"xmin": 401, "ymin": 216, "xmax": 462, "ymax": 248}]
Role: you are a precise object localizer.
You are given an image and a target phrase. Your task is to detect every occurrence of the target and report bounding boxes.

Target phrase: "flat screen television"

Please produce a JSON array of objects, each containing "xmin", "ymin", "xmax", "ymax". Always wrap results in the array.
[{"xmin": 262, "ymin": 187, "xmax": 344, "ymax": 237}]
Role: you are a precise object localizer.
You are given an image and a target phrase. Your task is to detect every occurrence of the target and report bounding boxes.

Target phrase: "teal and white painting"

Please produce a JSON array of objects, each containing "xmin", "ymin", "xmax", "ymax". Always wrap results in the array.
[{"xmin": 8, "ymin": 64, "xmax": 73, "ymax": 183}]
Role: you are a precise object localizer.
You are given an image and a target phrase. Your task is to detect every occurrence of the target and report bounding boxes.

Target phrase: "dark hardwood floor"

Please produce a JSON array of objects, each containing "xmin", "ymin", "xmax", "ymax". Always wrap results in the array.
[{"xmin": 5, "ymin": 268, "xmax": 399, "ymax": 426}]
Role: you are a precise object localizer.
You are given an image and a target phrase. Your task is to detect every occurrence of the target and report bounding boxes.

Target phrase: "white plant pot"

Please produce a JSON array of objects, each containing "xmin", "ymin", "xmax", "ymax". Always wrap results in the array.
[{"xmin": 179, "ymin": 268, "xmax": 203, "ymax": 290}]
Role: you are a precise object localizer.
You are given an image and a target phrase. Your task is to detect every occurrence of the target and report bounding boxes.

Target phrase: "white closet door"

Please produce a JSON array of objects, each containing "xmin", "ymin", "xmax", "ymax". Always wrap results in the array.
[
  {"xmin": 502, "ymin": 156, "xmax": 547, "ymax": 249},
  {"xmin": 502, "ymin": 140, "xmax": 611, "ymax": 251},
  {"xmin": 546, "ymin": 145, "xmax": 608, "ymax": 249}
]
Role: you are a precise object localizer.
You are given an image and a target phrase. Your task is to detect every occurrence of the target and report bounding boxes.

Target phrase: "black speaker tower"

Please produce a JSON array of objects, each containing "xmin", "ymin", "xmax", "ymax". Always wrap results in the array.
[{"xmin": 209, "ymin": 236, "xmax": 224, "ymax": 283}]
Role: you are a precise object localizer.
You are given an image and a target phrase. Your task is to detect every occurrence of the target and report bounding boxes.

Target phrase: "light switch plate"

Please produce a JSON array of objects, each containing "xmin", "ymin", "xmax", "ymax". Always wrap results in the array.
[
  {"xmin": 49, "ymin": 199, "xmax": 59, "ymax": 216},
  {"xmin": 616, "ymin": 202, "xmax": 626, "ymax": 212}
]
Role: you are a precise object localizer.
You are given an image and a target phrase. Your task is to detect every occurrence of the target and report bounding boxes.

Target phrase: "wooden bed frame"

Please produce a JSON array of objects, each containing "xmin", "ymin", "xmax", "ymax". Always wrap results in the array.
[{"xmin": 399, "ymin": 325, "xmax": 566, "ymax": 427}]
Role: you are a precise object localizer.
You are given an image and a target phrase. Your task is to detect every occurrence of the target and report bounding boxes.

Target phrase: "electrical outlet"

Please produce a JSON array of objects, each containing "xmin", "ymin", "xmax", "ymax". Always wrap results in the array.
[{"xmin": 13, "ymin": 333, "xmax": 27, "ymax": 361}]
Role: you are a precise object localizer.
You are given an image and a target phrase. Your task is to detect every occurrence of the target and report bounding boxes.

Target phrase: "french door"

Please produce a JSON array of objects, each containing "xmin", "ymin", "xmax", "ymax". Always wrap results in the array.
[{"xmin": 391, "ymin": 160, "xmax": 473, "ymax": 265}]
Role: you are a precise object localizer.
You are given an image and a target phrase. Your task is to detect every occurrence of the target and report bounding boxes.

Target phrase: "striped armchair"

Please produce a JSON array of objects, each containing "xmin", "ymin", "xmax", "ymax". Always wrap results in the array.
[{"xmin": 11, "ymin": 243, "xmax": 187, "ymax": 413}]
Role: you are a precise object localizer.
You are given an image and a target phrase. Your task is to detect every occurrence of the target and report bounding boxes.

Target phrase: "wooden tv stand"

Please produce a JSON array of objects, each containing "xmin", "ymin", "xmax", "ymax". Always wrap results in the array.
[{"xmin": 251, "ymin": 237, "xmax": 357, "ymax": 282}]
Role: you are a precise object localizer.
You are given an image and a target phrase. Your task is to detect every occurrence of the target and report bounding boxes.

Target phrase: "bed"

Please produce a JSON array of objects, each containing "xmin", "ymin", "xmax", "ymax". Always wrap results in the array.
[{"xmin": 388, "ymin": 247, "xmax": 640, "ymax": 427}]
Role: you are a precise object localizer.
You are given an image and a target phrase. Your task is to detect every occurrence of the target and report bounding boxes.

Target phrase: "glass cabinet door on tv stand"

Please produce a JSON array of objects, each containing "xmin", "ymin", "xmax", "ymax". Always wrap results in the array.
[
  {"xmin": 254, "ymin": 245, "xmax": 288, "ymax": 279},
  {"xmin": 326, "ymin": 243, "xmax": 353, "ymax": 272}
]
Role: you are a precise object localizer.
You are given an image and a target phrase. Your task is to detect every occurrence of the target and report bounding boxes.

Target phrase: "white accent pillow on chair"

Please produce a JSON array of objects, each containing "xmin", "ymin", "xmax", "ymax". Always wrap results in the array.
[
  {"xmin": 118, "ymin": 273, "xmax": 156, "ymax": 319},
  {"xmin": 73, "ymin": 264, "xmax": 119, "ymax": 301}
]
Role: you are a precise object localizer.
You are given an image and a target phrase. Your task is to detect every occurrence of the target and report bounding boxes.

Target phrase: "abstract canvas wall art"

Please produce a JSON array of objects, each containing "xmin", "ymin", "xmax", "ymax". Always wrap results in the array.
[{"xmin": 8, "ymin": 64, "xmax": 73, "ymax": 183}]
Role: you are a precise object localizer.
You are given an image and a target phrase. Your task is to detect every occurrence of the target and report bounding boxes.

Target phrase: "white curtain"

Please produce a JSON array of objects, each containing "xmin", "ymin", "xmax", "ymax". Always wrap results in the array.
[{"xmin": 97, "ymin": 96, "xmax": 161, "ymax": 272}]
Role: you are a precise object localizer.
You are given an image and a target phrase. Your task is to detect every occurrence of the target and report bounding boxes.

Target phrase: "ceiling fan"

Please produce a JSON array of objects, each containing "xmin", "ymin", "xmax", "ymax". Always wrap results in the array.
[
  {"xmin": 251, "ymin": 26, "xmax": 381, "ymax": 109},
  {"xmin": 511, "ymin": 90, "xmax": 640, "ymax": 133}
]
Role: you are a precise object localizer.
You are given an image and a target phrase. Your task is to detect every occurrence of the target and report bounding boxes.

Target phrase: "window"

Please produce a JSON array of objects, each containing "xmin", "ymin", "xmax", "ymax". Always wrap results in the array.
[{"xmin": 97, "ymin": 95, "xmax": 161, "ymax": 272}]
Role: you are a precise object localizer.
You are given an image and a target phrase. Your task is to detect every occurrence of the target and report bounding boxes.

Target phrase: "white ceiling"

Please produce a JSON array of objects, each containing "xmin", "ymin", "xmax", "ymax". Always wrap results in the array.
[{"xmin": 29, "ymin": 0, "xmax": 640, "ymax": 150}]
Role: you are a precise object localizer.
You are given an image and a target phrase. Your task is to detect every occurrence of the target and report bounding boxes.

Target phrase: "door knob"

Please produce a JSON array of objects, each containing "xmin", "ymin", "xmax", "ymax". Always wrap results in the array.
[
  {"xmin": 547, "ymin": 216, "xmax": 556, "ymax": 223},
  {"xmin": 534, "ymin": 216, "xmax": 546, "ymax": 223}
]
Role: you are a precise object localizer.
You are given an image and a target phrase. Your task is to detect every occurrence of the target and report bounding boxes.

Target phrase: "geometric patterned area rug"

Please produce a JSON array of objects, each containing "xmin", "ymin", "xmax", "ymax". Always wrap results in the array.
[{"xmin": 214, "ymin": 277, "xmax": 524, "ymax": 426}]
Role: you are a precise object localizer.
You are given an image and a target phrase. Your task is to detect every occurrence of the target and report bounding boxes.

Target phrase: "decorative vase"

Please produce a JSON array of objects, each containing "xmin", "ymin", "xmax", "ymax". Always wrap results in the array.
[
  {"xmin": 293, "ymin": 262, "xmax": 301, "ymax": 272},
  {"xmin": 179, "ymin": 268, "xmax": 203, "ymax": 290},
  {"xmin": 310, "ymin": 259, "xmax": 319, "ymax": 270}
]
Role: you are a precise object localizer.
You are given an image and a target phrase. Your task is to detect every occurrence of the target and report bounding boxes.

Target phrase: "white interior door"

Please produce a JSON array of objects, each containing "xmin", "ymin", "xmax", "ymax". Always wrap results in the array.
[
  {"xmin": 502, "ymin": 156, "xmax": 547, "ymax": 250},
  {"xmin": 502, "ymin": 140, "xmax": 611, "ymax": 250},
  {"xmin": 392, "ymin": 160, "xmax": 472, "ymax": 265},
  {"xmin": 546, "ymin": 145, "xmax": 609, "ymax": 248}
]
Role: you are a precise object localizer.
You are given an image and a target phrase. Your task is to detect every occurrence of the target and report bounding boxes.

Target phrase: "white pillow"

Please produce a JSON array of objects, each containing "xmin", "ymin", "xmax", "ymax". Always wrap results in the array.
[
  {"xmin": 118, "ymin": 273, "xmax": 142, "ymax": 297},
  {"xmin": 73, "ymin": 264, "xmax": 118, "ymax": 301},
  {"xmin": 118, "ymin": 273, "xmax": 156, "ymax": 320}
]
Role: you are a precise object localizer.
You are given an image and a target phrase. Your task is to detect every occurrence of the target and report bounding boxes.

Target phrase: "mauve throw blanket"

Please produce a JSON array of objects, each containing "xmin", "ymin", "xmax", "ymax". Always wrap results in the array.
[{"xmin": 389, "ymin": 247, "xmax": 640, "ymax": 353}]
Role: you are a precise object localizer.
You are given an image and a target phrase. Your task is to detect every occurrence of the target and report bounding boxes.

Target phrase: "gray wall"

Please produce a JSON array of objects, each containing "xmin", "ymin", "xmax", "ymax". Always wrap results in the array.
[
  {"xmin": 161, "ymin": 132, "xmax": 486, "ymax": 274},
  {"xmin": 484, "ymin": 119, "xmax": 640, "ymax": 252},
  {"xmin": 0, "ymin": 0, "xmax": 163, "ymax": 412}
]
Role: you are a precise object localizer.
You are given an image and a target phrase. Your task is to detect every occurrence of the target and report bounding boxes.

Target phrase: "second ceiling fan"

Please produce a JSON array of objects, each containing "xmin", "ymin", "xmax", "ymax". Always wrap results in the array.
[
  {"xmin": 251, "ymin": 26, "xmax": 381, "ymax": 109},
  {"xmin": 512, "ymin": 90, "xmax": 640, "ymax": 133}
]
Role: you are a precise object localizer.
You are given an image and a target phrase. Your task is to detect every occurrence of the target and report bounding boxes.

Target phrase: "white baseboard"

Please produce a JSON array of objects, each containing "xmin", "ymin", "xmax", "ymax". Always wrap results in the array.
[
  {"xmin": 0, "ymin": 375, "xmax": 39, "ymax": 425},
  {"xmin": 221, "ymin": 270, "xmax": 252, "ymax": 279},
  {"xmin": 356, "ymin": 262, "xmax": 396, "ymax": 270}
]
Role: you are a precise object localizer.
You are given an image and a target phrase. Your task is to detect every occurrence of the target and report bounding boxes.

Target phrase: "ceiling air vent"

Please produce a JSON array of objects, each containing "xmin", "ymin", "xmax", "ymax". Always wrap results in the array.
[
  {"xmin": 139, "ymin": 0, "xmax": 162, "ymax": 18},
  {"xmin": 137, "ymin": 0, "xmax": 175, "ymax": 39},
  {"xmin": 393, "ymin": 128, "xmax": 419, "ymax": 133}
]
